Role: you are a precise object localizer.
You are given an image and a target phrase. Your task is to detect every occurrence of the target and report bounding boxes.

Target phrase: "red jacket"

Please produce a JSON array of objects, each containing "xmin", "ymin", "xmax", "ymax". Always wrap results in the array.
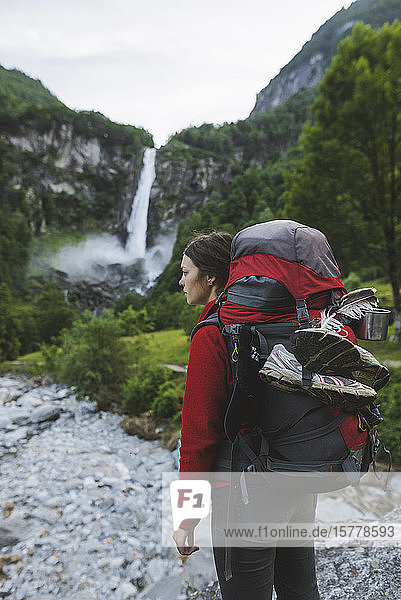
[{"xmin": 179, "ymin": 300, "xmax": 232, "ymax": 474}]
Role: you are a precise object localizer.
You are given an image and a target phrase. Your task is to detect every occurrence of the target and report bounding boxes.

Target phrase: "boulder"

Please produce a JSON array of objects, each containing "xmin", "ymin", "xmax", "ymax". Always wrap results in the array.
[{"xmin": 30, "ymin": 405, "xmax": 60, "ymax": 424}]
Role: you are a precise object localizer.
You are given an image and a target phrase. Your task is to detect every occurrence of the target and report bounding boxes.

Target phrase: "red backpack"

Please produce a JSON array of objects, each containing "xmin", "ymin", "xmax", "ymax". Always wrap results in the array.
[{"xmin": 192, "ymin": 220, "xmax": 390, "ymax": 491}]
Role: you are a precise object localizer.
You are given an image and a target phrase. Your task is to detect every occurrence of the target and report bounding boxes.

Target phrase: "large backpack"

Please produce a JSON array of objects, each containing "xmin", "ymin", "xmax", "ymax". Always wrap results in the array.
[{"xmin": 192, "ymin": 220, "xmax": 389, "ymax": 492}]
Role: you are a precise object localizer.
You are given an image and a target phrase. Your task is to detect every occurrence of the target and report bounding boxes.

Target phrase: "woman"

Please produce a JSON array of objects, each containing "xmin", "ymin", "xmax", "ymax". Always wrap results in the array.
[
  {"xmin": 174, "ymin": 231, "xmax": 233, "ymax": 554},
  {"xmin": 172, "ymin": 229, "xmax": 323, "ymax": 599}
]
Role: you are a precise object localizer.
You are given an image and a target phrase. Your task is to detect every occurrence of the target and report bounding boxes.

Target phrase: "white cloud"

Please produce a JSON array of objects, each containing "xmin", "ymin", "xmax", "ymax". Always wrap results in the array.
[{"xmin": 0, "ymin": 0, "xmax": 354, "ymax": 145}]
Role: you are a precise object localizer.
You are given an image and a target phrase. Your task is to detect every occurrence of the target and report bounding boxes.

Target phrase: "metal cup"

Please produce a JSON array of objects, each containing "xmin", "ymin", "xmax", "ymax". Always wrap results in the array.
[{"xmin": 354, "ymin": 308, "xmax": 391, "ymax": 341}]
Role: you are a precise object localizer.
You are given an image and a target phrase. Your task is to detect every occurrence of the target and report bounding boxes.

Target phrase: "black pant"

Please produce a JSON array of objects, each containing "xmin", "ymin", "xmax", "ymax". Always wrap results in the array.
[
  {"xmin": 211, "ymin": 478, "xmax": 320, "ymax": 600},
  {"xmin": 213, "ymin": 545, "xmax": 320, "ymax": 600}
]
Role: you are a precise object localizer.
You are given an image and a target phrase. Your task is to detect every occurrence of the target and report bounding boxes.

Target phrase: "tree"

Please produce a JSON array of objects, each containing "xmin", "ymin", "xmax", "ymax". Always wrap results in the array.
[
  {"xmin": 0, "ymin": 283, "xmax": 20, "ymax": 360},
  {"xmin": 284, "ymin": 21, "xmax": 401, "ymax": 339},
  {"xmin": 34, "ymin": 283, "xmax": 77, "ymax": 343}
]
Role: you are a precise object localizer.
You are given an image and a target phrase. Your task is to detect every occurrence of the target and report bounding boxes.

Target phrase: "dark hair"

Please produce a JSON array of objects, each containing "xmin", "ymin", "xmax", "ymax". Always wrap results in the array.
[{"xmin": 184, "ymin": 231, "xmax": 233, "ymax": 293}]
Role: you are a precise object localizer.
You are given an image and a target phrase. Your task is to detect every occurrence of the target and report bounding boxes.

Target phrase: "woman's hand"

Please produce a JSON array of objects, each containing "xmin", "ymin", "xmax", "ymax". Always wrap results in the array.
[{"xmin": 172, "ymin": 527, "xmax": 199, "ymax": 555}]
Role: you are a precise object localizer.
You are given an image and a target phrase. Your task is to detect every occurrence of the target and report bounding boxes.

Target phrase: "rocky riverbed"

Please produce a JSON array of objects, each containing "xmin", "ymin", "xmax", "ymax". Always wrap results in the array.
[
  {"xmin": 0, "ymin": 375, "xmax": 216, "ymax": 599},
  {"xmin": 0, "ymin": 374, "xmax": 400, "ymax": 599}
]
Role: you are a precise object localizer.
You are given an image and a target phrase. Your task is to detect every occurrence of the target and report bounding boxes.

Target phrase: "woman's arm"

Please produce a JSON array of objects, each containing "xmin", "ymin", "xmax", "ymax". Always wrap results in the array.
[{"xmin": 179, "ymin": 325, "xmax": 232, "ymax": 475}]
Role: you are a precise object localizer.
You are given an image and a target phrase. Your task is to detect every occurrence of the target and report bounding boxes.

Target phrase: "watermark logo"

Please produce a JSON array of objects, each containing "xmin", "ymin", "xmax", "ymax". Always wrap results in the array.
[{"xmin": 170, "ymin": 480, "xmax": 211, "ymax": 530}]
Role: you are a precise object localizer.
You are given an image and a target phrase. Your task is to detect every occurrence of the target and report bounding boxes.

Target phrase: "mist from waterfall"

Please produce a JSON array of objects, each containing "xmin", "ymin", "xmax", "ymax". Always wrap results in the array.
[{"xmin": 43, "ymin": 147, "xmax": 175, "ymax": 292}]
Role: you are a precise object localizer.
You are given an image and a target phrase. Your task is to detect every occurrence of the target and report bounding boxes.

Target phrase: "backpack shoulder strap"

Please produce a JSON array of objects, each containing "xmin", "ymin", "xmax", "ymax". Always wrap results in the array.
[{"xmin": 190, "ymin": 313, "xmax": 221, "ymax": 341}]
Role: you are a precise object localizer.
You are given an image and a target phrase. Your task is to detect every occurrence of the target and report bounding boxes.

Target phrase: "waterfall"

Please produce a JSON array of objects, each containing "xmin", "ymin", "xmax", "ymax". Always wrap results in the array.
[
  {"xmin": 47, "ymin": 145, "xmax": 175, "ymax": 297},
  {"xmin": 125, "ymin": 147, "xmax": 156, "ymax": 259}
]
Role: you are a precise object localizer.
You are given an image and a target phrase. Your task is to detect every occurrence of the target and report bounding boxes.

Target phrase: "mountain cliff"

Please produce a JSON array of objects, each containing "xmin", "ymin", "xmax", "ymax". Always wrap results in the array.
[
  {"xmin": 147, "ymin": 87, "xmax": 315, "ymax": 248},
  {"xmin": 0, "ymin": 66, "xmax": 153, "ymax": 238},
  {"xmin": 251, "ymin": 0, "xmax": 401, "ymax": 115}
]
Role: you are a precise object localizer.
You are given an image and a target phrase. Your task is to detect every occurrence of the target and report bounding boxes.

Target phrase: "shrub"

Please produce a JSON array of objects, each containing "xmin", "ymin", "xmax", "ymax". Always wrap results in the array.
[
  {"xmin": 146, "ymin": 292, "xmax": 188, "ymax": 330},
  {"xmin": 52, "ymin": 310, "xmax": 133, "ymax": 409},
  {"xmin": 14, "ymin": 303, "xmax": 39, "ymax": 354},
  {"xmin": 151, "ymin": 377, "xmax": 185, "ymax": 421},
  {"xmin": 117, "ymin": 306, "xmax": 154, "ymax": 336},
  {"xmin": 122, "ymin": 357, "xmax": 173, "ymax": 415},
  {"xmin": 114, "ymin": 291, "xmax": 145, "ymax": 313}
]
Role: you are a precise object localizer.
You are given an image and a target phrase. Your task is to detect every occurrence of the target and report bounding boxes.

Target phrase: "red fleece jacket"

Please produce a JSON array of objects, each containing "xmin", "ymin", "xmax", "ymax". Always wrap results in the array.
[{"xmin": 179, "ymin": 301, "xmax": 232, "ymax": 474}]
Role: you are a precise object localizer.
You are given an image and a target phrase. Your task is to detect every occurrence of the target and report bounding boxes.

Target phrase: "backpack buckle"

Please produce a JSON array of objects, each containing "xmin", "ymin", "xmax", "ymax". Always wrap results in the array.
[
  {"xmin": 296, "ymin": 299, "xmax": 310, "ymax": 328},
  {"xmin": 222, "ymin": 324, "xmax": 242, "ymax": 336}
]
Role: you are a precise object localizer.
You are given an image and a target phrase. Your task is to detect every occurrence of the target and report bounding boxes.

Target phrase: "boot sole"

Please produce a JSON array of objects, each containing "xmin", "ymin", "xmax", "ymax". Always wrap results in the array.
[
  {"xmin": 291, "ymin": 329, "xmax": 390, "ymax": 391},
  {"xmin": 259, "ymin": 365, "xmax": 376, "ymax": 411}
]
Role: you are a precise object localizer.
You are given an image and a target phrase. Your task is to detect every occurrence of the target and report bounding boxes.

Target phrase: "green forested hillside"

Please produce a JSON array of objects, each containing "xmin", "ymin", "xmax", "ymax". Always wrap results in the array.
[
  {"xmin": 0, "ymin": 64, "xmax": 153, "ymax": 293},
  {"xmin": 150, "ymin": 88, "xmax": 316, "ymax": 299},
  {"xmin": 0, "ymin": 74, "xmax": 152, "ymax": 153},
  {"xmin": 284, "ymin": 20, "xmax": 401, "ymax": 337},
  {"xmin": 169, "ymin": 87, "xmax": 316, "ymax": 166},
  {"xmin": 0, "ymin": 64, "xmax": 153, "ymax": 362},
  {"xmin": 0, "ymin": 64, "xmax": 62, "ymax": 107}
]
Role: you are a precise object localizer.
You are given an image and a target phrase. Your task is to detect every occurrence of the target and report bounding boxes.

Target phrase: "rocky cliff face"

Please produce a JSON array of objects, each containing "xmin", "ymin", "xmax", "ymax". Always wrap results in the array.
[
  {"xmin": 251, "ymin": 0, "xmax": 401, "ymax": 115},
  {"xmin": 252, "ymin": 50, "xmax": 328, "ymax": 114},
  {"xmin": 147, "ymin": 143, "xmax": 235, "ymax": 246},
  {"xmin": 1, "ymin": 122, "xmax": 146, "ymax": 237},
  {"xmin": 251, "ymin": 18, "xmax": 356, "ymax": 115}
]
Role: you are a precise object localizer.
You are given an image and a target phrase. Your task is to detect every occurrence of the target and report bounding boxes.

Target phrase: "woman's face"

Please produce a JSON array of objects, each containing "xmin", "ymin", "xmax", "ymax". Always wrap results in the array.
[{"xmin": 179, "ymin": 254, "xmax": 216, "ymax": 305}]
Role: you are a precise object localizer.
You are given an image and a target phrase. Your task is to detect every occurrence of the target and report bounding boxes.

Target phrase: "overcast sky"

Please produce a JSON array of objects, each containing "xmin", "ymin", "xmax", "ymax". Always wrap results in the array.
[{"xmin": 0, "ymin": 0, "xmax": 354, "ymax": 146}]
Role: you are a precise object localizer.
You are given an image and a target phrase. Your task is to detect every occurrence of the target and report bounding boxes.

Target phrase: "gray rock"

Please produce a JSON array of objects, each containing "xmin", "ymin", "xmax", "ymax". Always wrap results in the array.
[
  {"xmin": 109, "ymin": 575, "xmax": 121, "ymax": 590},
  {"xmin": 11, "ymin": 411, "xmax": 30, "ymax": 426},
  {"xmin": 63, "ymin": 503, "xmax": 77, "ymax": 515},
  {"xmin": 44, "ymin": 496, "xmax": 65, "ymax": 509},
  {"xmin": 55, "ymin": 387, "xmax": 72, "ymax": 400},
  {"xmin": 0, "ymin": 526, "xmax": 20, "ymax": 549},
  {"xmin": 249, "ymin": 8, "xmax": 366, "ymax": 117},
  {"xmin": 0, "ymin": 416, "xmax": 10, "ymax": 429},
  {"xmin": 125, "ymin": 560, "xmax": 143, "ymax": 581},
  {"xmin": 98, "ymin": 497, "xmax": 115, "ymax": 510},
  {"xmin": 0, "ymin": 580, "xmax": 13, "ymax": 596},
  {"xmin": 126, "ymin": 536, "xmax": 142, "ymax": 549},
  {"xmin": 0, "ymin": 377, "xmax": 23, "ymax": 388},
  {"xmin": 3, "ymin": 427, "xmax": 28, "ymax": 446},
  {"xmin": 17, "ymin": 389, "xmax": 43, "ymax": 407},
  {"xmin": 15, "ymin": 589, "xmax": 25, "ymax": 600},
  {"xmin": 31, "ymin": 507, "xmax": 61, "ymax": 525},
  {"xmin": 0, "ymin": 389, "xmax": 10, "ymax": 404},
  {"xmin": 116, "ymin": 581, "xmax": 137, "ymax": 599},
  {"xmin": 138, "ymin": 576, "xmax": 184, "ymax": 600},
  {"xmin": 110, "ymin": 556, "xmax": 127, "ymax": 569},
  {"xmin": 146, "ymin": 558, "xmax": 166, "ymax": 582},
  {"xmin": 30, "ymin": 405, "xmax": 60, "ymax": 423},
  {"xmin": 99, "ymin": 476, "xmax": 120, "ymax": 487},
  {"xmin": 82, "ymin": 476, "xmax": 97, "ymax": 487}
]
